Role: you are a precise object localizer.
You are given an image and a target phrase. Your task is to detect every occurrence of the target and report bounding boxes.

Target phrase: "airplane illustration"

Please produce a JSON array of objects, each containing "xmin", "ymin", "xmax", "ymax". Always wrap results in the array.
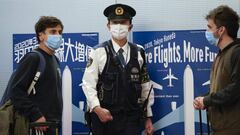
[
  {"xmin": 152, "ymin": 65, "xmax": 197, "ymax": 134},
  {"xmin": 202, "ymin": 80, "xmax": 210, "ymax": 86},
  {"xmin": 163, "ymin": 68, "xmax": 178, "ymax": 87}
]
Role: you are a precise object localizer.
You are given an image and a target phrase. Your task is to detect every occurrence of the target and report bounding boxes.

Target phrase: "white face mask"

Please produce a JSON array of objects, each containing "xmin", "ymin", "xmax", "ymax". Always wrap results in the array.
[{"xmin": 110, "ymin": 24, "xmax": 129, "ymax": 40}]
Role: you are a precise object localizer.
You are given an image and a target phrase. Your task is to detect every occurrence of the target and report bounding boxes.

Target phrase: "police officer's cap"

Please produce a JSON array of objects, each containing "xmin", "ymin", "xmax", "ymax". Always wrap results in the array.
[{"xmin": 104, "ymin": 3, "xmax": 136, "ymax": 20}]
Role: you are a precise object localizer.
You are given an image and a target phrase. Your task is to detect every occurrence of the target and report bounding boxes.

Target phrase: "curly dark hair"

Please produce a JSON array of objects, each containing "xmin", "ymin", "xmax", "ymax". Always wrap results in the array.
[
  {"xmin": 35, "ymin": 16, "xmax": 64, "ymax": 42},
  {"xmin": 206, "ymin": 5, "xmax": 239, "ymax": 39}
]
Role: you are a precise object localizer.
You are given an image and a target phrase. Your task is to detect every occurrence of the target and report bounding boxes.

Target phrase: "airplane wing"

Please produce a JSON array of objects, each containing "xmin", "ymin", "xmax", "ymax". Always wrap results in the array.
[
  {"xmin": 163, "ymin": 75, "xmax": 169, "ymax": 80},
  {"xmin": 202, "ymin": 80, "xmax": 210, "ymax": 86},
  {"xmin": 172, "ymin": 76, "xmax": 178, "ymax": 80}
]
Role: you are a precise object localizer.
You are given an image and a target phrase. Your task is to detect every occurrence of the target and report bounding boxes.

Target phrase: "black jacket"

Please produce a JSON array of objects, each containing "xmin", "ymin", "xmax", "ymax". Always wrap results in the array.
[{"xmin": 11, "ymin": 48, "xmax": 62, "ymax": 122}]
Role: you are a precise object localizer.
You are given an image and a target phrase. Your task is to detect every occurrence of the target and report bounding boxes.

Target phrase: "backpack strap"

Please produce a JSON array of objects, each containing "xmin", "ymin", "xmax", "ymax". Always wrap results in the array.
[{"xmin": 27, "ymin": 50, "xmax": 46, "ymax": 95}]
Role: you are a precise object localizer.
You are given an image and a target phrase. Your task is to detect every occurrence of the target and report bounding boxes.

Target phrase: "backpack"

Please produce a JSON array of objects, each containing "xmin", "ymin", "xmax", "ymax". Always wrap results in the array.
[{"xmin": 0, "ymin": 50, "xmax": 46, "ymax": 135}]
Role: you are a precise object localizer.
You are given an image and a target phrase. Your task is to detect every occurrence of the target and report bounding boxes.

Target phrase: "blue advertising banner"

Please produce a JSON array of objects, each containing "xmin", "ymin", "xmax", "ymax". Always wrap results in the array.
[
  {"xmin": 133, "ymin": 30, "xmax": 218, "ymax": 135},
  {"xmin": 13, "ymin": 33, "xmax": 98, "ymax": 135}
]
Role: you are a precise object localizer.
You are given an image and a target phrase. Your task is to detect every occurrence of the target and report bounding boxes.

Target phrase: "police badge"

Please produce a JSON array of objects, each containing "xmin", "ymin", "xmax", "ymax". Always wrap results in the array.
[
  {"xmin": 86, "ymin": 57, "xmax": 93, "ymax": 68},
  {"xmin": 131, "ymin": 67, "xmax": 140, "ymax": 82},
  {"xmin": 115, "ymin": 6, "xmax": 124, "ymax": 15}
]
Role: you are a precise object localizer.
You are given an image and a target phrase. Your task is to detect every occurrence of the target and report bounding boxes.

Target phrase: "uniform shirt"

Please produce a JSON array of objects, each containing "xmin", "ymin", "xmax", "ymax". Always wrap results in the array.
[{"xmin": 82, "ymin": 39, "xmax": 154, "ymax": 117}]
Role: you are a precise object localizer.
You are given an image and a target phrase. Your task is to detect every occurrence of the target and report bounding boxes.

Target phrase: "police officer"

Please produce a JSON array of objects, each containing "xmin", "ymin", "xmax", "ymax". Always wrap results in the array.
[{"xmin": 82, "ymin": 3, "xmax": 154, "ymax": 135}]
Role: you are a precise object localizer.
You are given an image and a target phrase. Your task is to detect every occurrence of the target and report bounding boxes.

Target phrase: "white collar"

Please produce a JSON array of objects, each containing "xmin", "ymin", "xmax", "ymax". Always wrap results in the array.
[{"xmin": 111, "ymin": 39, "xmax": 129, "ymax": 53}]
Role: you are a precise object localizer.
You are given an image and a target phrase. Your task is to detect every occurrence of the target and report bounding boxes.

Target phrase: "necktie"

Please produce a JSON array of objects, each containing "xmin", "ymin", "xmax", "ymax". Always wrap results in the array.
[{"xmin": 118, "ymin": 48, "xmax": 126, "ymax": 67}]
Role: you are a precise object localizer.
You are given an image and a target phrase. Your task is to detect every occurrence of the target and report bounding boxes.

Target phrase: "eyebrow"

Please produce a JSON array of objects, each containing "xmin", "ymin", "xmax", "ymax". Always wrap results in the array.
[{"xmin": 49, "ymin": 29, "xmax": 62, "ymax": 33}]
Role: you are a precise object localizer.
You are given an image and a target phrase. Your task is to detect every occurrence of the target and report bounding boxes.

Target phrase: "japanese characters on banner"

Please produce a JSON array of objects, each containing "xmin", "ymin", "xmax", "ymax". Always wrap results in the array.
[
  {"xmin": 13, "ymin": 33, "xmax": 98, "ymax": 135},
  {"xmin": 13, "ymin": 30, "xmax": 218, "ymax": 135},
  {"xmin": 133, "ymin": 30, "xmax": 218, "ymax": 135}
]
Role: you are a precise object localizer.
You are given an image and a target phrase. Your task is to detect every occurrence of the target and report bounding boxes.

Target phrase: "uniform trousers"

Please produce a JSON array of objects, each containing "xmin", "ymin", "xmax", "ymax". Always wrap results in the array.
[{"xmin": 91, "ymin": 111, "xmax": 141, "ymax": 135}]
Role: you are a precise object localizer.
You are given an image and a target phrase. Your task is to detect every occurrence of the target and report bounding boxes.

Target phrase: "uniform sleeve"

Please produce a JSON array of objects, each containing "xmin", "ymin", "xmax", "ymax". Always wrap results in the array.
[
  {"xmin": 204, "ymin": 47, "xmax": 240, "ymax": 107},
  {"xmin": 141, "ymin": 82, "xmax": 154, "ymax": 117},
  {"xmin": 139, "ymin": 47, "xmax": 154, "ymax": 117},
  {"xmin": 82, "ymin": 48, "xmax": 100, "ymax": 111},
  {"xmin": 10, "ymin": 53, "xmax": 43, "ymax": 122}
]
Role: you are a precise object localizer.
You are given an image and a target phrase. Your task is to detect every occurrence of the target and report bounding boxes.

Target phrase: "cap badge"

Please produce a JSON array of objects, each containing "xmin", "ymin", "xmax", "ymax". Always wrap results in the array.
[{"xmin": 115, "ymin": 7, "xmax": 124, "ymax": 15}]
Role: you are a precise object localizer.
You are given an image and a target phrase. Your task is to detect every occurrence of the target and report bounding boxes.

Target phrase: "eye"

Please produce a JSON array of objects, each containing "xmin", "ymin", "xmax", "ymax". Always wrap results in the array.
[
  {"xmin": 54, "ymin": 30, "xmax": 58, "ymax": 34},
  {"xmin": 112, "ymin": 21, "xmax": 119, "ymax": 24},
  {"xmin": 58, "ymin": 30, "xmax": 63, "ymax": 35}
]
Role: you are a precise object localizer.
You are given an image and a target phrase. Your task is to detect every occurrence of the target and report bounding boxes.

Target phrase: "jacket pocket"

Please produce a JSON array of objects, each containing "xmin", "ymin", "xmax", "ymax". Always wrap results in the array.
[
  {"xmin": 209, "ymin": 107, "xmax": 226, "ymax": 131},
  {"xmin": 100, "ymin": 83, "xmax": 114, "ymax": 105}
]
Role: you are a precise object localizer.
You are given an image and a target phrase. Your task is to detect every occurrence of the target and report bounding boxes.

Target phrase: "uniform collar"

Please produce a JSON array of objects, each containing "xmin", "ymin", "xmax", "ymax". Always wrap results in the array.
[{"xmin": 111, "ymin": 39, "xmax": 129, "ymax": 53}]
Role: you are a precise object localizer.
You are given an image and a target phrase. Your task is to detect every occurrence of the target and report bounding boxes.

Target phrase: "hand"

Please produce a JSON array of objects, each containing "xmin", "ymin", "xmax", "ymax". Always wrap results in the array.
[
  {"xmin": 34, "ymin": 116, "xmax": 48, "ymax": 132},
  {"xmin": 93, "ymin": 106, "xmax": 113, "ymax": 123},
  {"xmin": 144, "ymin": 118, "xmax": 154, "ymax": 135},
  {"xmin": 193, "ymin": 97, "xmax": 205, "ymax": 110}
]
